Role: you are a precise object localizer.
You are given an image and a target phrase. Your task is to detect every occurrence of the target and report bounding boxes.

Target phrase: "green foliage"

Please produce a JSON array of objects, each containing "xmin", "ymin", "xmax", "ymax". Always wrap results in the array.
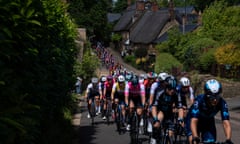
[
  {"xmin": 199, "ymin": 48, "xmax": 216, "ymax": 72},
  {"xmin": 124, "ymin": 55, "xmax": 137, "ymax": 67},
  {"xmin": 112, "ymin": 0, "xmax": 127, "ymax": 13},
  {"xmin": 74, "ymin": 48, "xmax": 100, "ymax": 87},
  {"xmin": 154, "ymin": 53, "xmax": 182, "ymax": 73},
  {"xmin": 111, "ymin": 33, "xmax": 122, "ymax": 42},
  {"xmin": 0, "ymin": 0, "xmax": 78, "ymax": 143},
  {"xmin": 68, "ymin": 0, "xmax": 112, "ymax": 42}
]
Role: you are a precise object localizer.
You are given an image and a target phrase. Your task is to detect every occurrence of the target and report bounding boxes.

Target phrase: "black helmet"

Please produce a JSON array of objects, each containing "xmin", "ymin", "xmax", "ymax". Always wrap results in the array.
[{"xmin": 165, "ymin": 75, "xmax": 177, "ymax": 90}]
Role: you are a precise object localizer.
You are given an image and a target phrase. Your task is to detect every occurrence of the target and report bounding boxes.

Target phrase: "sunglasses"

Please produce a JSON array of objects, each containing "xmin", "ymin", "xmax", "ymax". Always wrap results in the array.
[{"xmin": 206, "ymin": 94, "xmax": 220, "ymax": 101}]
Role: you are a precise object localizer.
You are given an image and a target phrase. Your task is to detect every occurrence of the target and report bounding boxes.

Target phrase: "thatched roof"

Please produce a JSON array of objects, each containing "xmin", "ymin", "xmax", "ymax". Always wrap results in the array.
[
  {"xmin": 130, "ymin": 10, "xmax": 169, "ymax": 44},
  {"xmin": 153, "ymin": 24, "xmax": 199, "ymax": 43},
  {"xmin": 113, "ymin": 10, "xmax": 136, "ymax": 32}
]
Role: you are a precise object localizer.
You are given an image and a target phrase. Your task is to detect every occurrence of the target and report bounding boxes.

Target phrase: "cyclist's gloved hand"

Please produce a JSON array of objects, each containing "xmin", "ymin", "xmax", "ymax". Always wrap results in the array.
[
  {"xmin": 177, "ymin": 118, "xmax": 184, "ymax": 124},
  {"xmin": 192, "ymin": 137, "xmax": 200, "ymax": 144},
  {"xmin": 225, "ymin": 139, "xmax": 234, "ymax": 144},
  {"xmin": 152, "ymin": 117, "xmax": 159, "ymax": 124}
]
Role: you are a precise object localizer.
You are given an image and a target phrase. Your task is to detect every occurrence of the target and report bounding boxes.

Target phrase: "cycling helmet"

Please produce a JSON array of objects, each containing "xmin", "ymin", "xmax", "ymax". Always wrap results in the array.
[
  {"xmin": 131, "ymin": 75, "xmax": 139, "ymax": 86},
  {"xmin": 91, "ymin": 77, "xmax": 98, "ymax": 84},
  {"xmin": 204, "ymin": 79, "xmax": 222, "ymax": 95},
  {"xmin": 118, "ymin": 75, "xmax": 125, "ymax": 83},
  {"xmin": 158, "ymin": 72, "xmax": 169, "ymax": 81},
  {"xmin": 107, "ymin": 75, "xmax": 113, "ymax": 81},
  {"xmin": 179, "ymin": 77, "xmax": 190, "ymax": 87},
  {"xmin": 101, "ymin": 76, "xmax": 107, "ymax": 82},
  {"xmin": 147, "ymin": 72, "xmax": 157, "ymax": 79},
  {"xmin": 165, "ymin": 76, "xmax": 177, "ymax": 90},
  {"xmin": 125, "ymin": 72, "xmax": 133, "ymax": 81},
  {"xmin": 204, "ymin": 79, "xmax": 222, "ymax": 105}
]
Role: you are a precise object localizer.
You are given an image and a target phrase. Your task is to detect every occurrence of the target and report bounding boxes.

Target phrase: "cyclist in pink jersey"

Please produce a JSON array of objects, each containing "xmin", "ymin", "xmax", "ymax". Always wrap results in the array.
[{"xmin": 125, "ymin": 75, "xmax": 146, "ymax": 131}]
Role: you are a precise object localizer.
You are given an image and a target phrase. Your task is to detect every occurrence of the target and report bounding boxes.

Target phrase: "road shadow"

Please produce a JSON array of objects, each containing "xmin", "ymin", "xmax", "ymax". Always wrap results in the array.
[{"xmin": 73, "ymin": 125, "xmax": 97, "ymax": 144}]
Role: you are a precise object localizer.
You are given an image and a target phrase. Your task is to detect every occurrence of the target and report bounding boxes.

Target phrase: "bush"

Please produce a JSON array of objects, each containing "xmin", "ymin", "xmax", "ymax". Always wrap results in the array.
[
  {"xmin": 0, "ymin": 0, "xmax": 78, "ymax": 143},
  {"xmin": 154, "ymin": 53, "xmax": 182, "ymax": 73},
  {"xmin": 199, "ymin": 48, "xmax": 216, "ymax": 72}
]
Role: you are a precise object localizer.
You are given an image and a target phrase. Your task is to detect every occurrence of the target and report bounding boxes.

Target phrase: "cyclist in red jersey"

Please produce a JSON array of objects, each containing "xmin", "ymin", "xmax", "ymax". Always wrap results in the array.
[
  {"xmin": 102, "ymin": 75, "xmax": 114, "ymax": 120},
  {"xmin": 144, "ymin": 72, "xmax": 157, "ymax": 104}
]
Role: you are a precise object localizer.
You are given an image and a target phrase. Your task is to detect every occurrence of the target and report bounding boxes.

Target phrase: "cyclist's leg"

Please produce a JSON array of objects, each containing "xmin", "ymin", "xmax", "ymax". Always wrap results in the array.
[
  {"xmin": 119, "ymin": 100, "xmax": 126, "ymax": 125},
  {"xmin": 102, "ymin": 96, "xmax": 107, "ymax": 119},
  {"xmin": 95, "ymin": 95, "xmax": 101, "ymax": 115},
  {"xmin": 200, "ymin": 118, "xmax": 216, "ymax": 143},
  {"xmin": 151, "ymin": 111, "xmax": 164, "ymax": 143}
]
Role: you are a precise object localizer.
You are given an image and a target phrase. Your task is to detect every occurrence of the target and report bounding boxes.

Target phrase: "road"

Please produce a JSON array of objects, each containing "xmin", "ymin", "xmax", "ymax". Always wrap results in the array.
[
  {"xmin": 72, "ymin": 96, "xmax": 240, "ymax": 144},
  {"xmin": 73, "ymin": 47, "xmax": 239, "ymax": 144}
]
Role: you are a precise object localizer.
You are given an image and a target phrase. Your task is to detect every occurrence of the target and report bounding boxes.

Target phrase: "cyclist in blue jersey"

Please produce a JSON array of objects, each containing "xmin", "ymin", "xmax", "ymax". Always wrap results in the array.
[
  {"xmin": 150, "ymin": 76, "xmax": 184, "ymax": 144},
  {"xmin": 186, "ymin": 79, "xmax": 233, "ymax": 144}
]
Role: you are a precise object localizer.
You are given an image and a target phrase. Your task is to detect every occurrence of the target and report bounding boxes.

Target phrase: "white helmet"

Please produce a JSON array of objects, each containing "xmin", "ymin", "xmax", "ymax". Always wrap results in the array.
[
  {"xmin": 179, "ymin": 77, "xmax": 190, "ymax": 87},
  {"xmin": 118, "ymin": 75, "xmax": 125, "ymax": 82},
  {"xmin": 158, "ymin": 72, "xmax": 168, "ymax": 81},
  {"xmin": 101, "ymin": 76, "xmax": 107, "ymax": 82},
  {"xmin": 91, "ymin": 77, "xmax": 98, "ymax": 84}
]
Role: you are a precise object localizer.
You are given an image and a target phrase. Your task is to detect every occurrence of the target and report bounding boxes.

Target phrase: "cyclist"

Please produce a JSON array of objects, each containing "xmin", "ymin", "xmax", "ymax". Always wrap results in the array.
[
  {"xmin": 144, "ymin": 72, "xmax": 158, "ymax": 105},
  {"xmin": 102, "ymin": 75, "xmax": 114, "ymax": 120},
  {"xmin": 111, "ymin": 75, "xmax": 128, "ymax": 126},
  {"xmin": 147, "ymin": 72, "xmax": 169, "ymax": 133},
  {"xmin": 149, "ymin": 72, "xmax": 169, "ymax": 106},
  {"xmin": 187, "ymin": 79, "xmax": 233, "ymax": 144},
  {"xmin": 177, "ymin": 76, "xmax": 195, "ymax": 108},
  {"xmin": 99, "ymin": 76, "xmax": 107, "ymax": 115},
  {"xmin": 150, "ymin": 76, "xmax": 184, "ymax": 144},
  {"xmin": 85, "ymin": 77, "xmax": 101, "ymax": 118},
  {"xmin": 125, "ymin": 75, "xmax": 146, "ymax": 131}
]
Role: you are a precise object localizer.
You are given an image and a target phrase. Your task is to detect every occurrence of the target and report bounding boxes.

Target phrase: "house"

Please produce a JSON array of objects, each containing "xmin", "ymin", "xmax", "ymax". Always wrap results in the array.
[{"xmin": 113, "ymin": 0, "xmax": 199, "ymax": 57}]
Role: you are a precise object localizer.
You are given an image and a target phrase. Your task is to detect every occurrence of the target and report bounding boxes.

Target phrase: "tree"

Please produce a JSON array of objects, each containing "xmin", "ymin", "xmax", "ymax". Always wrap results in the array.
[
  {"xmin": 68, "ymin": 0, "xmax": 112, "ymax": 43},
  {"xmin": 0, "ymin": 0, "xmax": 78, "ymax": 143},
  {"xmin": 215, "ymin": 43, "xmax": 240, "ymax": 66}
]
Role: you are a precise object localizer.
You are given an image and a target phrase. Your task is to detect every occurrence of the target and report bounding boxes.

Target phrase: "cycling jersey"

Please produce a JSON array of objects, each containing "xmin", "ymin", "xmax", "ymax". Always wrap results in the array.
[
  {"xmin": 86, "ymin": 83, "xmax": 101, "ymax": 98},
  {"xmin": 112, "ymin": 82, "xmax": 127, "ymax": 101},
  {"xmin": 176, "ymin": 85, "xmax": 194, "ymax": 108},
  {"xmin": 153, "ymin": 87, "xmax": 182, "ymax": 119},
  {"xmin": 144, "ymin": 79, "xmax": 155, "ymax": 100},
  {"xmin": 185, "ymin": 94, "xmax": 230, "ymax": 142},
  {"xmin": 104, "ymin": 80, "xmax": 113, "ymax": 98},
  {"xmin": 126, "ymin": 82, "xmax": 145, "ymax": 98},
  {"xmin": 189, "ymin": 94, "xmax": 229, "ymax": 120}
]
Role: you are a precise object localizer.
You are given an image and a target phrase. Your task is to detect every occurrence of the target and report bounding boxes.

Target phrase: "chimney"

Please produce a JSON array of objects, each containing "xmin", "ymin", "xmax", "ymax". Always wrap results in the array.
[
  {"xmin": 127, "ymin": 0, "xmax": 131, "ymax": 8},
  {"xmin": 168, "ymin": 0, "xmax": 174, "ymax": 20},
  {"xmin": 151, "ymin": 1, "xmax": 158, "ymax": 12},
  {"xmin": 136, "ymin": 1, "xmax": 145, "ymax": 11},
  {"xmin": 197, "ymin": 11, "xmax": 202, "ymax": 25}
]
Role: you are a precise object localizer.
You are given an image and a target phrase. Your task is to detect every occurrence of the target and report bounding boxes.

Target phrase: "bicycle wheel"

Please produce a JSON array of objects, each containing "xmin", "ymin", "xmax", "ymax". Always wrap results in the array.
[
  {"xmin": 90, "ymin": 101, "xmax": 95, "ymax": 125},
  {"xmin": 106, "ymin": 99, "xmax": 112, "ymax": 125},
  {"xmin": 130, "ymin": 112, "xmax": 139, "ymax": 144},
  {"xmin": 162, "ymin": 135, "xmax": 174, "ymax": 144},
  {"xmin": 174, "ymin": 124, "xmax": 188, "ymax": 144},
  {"xmin": 116, "ymin": 105, "xmax": 123, "ymax": 134}
]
